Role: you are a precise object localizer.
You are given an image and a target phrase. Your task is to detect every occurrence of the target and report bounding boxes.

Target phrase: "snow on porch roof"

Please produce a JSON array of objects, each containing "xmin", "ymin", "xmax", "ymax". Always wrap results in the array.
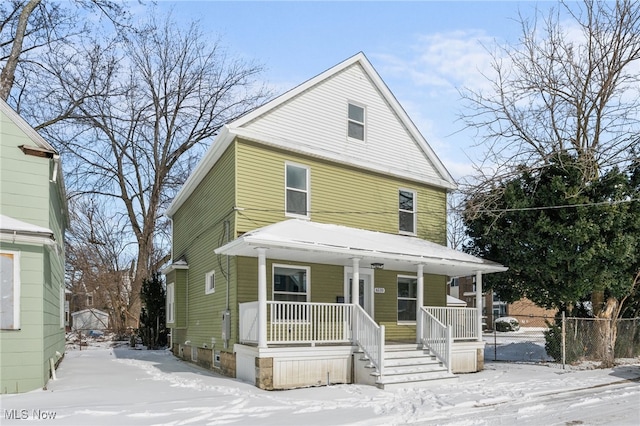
[{"xmin": 215, "ymin": 219, "xmax": 507, "ymax": 276}]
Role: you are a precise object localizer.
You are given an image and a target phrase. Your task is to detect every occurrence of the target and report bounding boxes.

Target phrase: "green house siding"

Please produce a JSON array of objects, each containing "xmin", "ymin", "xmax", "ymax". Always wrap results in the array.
[
  {"xmin": 1, "ymin": 105, "xmax": 67, "ymax": 394},
  {"xmin": 0, "ymin": 243, "xmax": 64, "ymax": 394},
  {"xmin": 0, "ymin": 121, "xmax": 51, "ymax": 228},
  {"xmin": 235, "ymin": 139, "xmax": 447, "ymax": 245}
]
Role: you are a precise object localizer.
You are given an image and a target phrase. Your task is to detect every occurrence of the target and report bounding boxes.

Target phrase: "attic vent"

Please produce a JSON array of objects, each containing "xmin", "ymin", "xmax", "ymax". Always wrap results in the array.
[{"xmin": 19, "ymin": 144, "xmax": 55, "ymax": 158}]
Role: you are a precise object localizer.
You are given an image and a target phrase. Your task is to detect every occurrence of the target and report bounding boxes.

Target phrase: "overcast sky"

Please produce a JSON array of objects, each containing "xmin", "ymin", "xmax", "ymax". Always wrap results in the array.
[{"xmin": 149, "ymin": 1, "xmax": 566, "ymax": 182}]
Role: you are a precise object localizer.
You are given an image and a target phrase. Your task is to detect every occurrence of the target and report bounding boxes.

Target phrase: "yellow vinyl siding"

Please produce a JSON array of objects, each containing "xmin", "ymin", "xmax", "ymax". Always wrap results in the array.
[
  {"xmin": 235, "ymin": 139, "xmax": 447, "ymax": 244},
  {"xmin": 372, "ymin": 270, "xmax": 447, "ymax": 341},
  {"xmin": 171, "ymin": 144, "xmax": 237, "ymax": 350},
  {"xmin": 237, "ymin": 257, "xmax": 344, "ymax": 304}
]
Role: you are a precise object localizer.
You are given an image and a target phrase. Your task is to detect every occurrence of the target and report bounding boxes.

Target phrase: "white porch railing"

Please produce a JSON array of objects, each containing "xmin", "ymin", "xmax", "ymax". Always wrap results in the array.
[
  {"xmin": 238, "ymin": 301, "xmax": 385, "ymax": 378},
  {"xmin": 238, "ymin": 301, "xmax": 353, "ymax": 345},
  {"xmin": 352, "ymin": 304, "xmax": 385, "ymax": 379},
  {"xmin": 268, "ymin": 301, "xmax": 353, "ymax": 344},
  {"xmin": 419, "ymin": 307, "xmax": 452, "ymax": 374},
  {"xmin": 424, "ymin": 306, "xmax": 478, "ymax": 340},
  {"xmin": 239, "ymin": 301, "xmax": 259, "ymax": 344}
]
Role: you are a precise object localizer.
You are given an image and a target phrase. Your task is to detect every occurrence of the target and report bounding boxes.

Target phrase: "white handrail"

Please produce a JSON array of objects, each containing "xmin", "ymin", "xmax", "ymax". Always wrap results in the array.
[
  {"xmin": 352, "ymin": 304, "xmax": 385, "ymax": 379},
  {"xmin": 419, "ymin": 307, "xmax": 452, "ymax": 374},
  {"xmin": 424, "ymin": 306, "xmax": 478, "ymax": 340}
]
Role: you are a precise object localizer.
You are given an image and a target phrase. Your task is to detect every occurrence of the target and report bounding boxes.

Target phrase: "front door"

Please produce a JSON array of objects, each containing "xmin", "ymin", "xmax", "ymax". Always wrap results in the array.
[{"xmin": 345, "ymin": 268, "xmax": 374, "ymax": 317}]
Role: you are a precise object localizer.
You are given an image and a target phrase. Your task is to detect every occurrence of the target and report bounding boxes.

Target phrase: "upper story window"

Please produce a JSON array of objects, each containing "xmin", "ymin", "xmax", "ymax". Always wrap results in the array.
[
  {"xmin": 347, "ymin": 103, "xmax": 365, "ymax": 141},
  {"xmin": 1, "ymin": 251, "xmax": 20, "ymax": 330},
  {"xmin": 399, "ymin": 189, "xmax": 416, "ymax": 235},
  {"xmin": 205, "ymin": 270, "xmax": 215, "ymax": 295},
  {"xmin": 285, "ymin": 163, "xmax": 309, "ymax": 218}
]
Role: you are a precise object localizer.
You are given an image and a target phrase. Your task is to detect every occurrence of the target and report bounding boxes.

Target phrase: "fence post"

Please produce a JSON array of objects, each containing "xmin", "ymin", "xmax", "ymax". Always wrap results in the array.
[
  {"xmin": 493, "ymin": 327, "xmax": 497, "ymax": 361},
  {"xmin": 561, "ymin": 311, "xmax": 566, "ymax": 369}
]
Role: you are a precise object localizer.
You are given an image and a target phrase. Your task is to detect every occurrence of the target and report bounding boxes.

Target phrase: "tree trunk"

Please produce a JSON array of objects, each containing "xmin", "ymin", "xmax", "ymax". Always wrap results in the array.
[
  {"xmin": 594, "ymin": 297, "xmax": 619, "ymax": 368},
  {"xmin": 0, "ymin": 0, "xmax": 41, "ymax": 100}
]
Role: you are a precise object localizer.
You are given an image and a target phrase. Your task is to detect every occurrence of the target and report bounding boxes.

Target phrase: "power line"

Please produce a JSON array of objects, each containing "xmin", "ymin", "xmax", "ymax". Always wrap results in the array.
[{"xmin": 475, "ymin": 197, "xmax": 639, "ymax": 214}]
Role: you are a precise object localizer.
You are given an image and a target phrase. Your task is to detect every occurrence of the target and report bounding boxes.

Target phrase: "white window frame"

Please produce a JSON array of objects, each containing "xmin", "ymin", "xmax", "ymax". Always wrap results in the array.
[
  {"xmin": 285, "ymin": 162, "xmax": 310, "ymax": 219},
  {"xmin": 0, "ymin": 250, "xmax": 21, "ymax": 330},
  {"xmin": 205, "ymin": 270, "xmax": 215, "ymax": 295},
  {"xmin": 399, "ymin": 188, "xmax": 417, "ymax": 235},
  {"xmin": 167, "ymin": 282, "xmax": 175, "ymax": 324},
  {"xmin": 272, "ymin": 264, "xmax": 310, "ymax": 302},
  {"xmin": 397, "ymin": 274, "xmax": 418, "ymax": 324},
  {"xmin": 347, "ymin": 102, "xmax": 366, "ymax": 142}
]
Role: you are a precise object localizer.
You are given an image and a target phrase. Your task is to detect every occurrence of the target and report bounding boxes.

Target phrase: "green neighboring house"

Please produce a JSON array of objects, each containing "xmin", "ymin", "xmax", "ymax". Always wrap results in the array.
[
  {"xmin": 163, "ymin": 53, "xmax": 506, "ymax": 390},
  {"xmin": 0, "ymin": 99, "xmax": 68, "ymax": 394}
]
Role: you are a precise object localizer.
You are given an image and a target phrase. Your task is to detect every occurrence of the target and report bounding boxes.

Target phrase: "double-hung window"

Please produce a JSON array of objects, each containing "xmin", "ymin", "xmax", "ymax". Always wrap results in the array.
[
  {"xmin": 285, "ymin": 163, "xmax": 309, "ymax": 217},
  {"xmin": 397, "ymin": 275, "xmax": 417, "ymax": 322},
  {"xmin": 273, "ymin": 265, "xmax": 309, "ymax": 302},
  {"xmin": 0, "ymin": 251, "xmax": 20, "ymax": 330},
  {"xmin": 399, "ymin": 189, "xmax": 416, "ymax": 235},
  {"xmin": 205, "ymin": 270, "xmax": 215, "ymax": 294},
  {"xmin": 272, "ymin": 265, "xmax": 310, "ymax": 321},
  {"xmin": 347, "ymin": 103, "xmax": 365, "ymax": 141},
  {"xmin": 166, "ymin": 282, "xmax": 175, "ymax": 324}
]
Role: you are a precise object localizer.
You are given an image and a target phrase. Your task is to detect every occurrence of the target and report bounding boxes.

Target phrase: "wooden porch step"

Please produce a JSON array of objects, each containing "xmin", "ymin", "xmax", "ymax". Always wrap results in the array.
[
  {"xmin": 376, "ymin": 371, "xmax": 458, "ymax": 390},
  {"xmin": 372, "ymin": 344, "xmax": 458, "ymax": 389}
]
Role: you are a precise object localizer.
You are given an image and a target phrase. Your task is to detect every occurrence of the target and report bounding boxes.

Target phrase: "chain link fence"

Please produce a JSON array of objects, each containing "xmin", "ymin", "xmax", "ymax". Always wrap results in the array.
[{"xmin": 483, "ymin": 314, "xmax": 640, "ymax": 366}]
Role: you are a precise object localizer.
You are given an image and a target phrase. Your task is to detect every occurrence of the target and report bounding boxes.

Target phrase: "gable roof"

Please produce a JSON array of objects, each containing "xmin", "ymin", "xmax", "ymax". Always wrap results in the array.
[
  {"xmin": 0, "ymin": 99, "xmax": 57, "ymax": 154},
  {"xmin": 166, "ymin": 52, "xmax": 456, "ymax": 217},
  {"xmin": 215, "ymin": 219, "xmax": 507, "ymax": 277}
]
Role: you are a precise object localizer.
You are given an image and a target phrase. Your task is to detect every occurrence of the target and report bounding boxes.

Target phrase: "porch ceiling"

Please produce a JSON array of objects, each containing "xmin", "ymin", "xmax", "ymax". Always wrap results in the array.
[{"xmin": 215, "ymin": 219, "xmax": 507, "ymax": 276}]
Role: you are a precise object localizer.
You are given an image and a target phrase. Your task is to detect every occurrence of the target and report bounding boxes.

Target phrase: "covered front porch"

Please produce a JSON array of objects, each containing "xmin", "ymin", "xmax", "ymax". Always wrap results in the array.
[{"xmin": 215, "ymin": 219, "xmax": 507, "ymax": 389}]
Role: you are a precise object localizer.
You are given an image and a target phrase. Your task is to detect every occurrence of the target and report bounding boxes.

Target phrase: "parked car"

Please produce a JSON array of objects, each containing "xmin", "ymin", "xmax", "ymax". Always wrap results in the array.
[{"xmin": 494, "ymin": 316, "xmax": 520, "ymax": 332}]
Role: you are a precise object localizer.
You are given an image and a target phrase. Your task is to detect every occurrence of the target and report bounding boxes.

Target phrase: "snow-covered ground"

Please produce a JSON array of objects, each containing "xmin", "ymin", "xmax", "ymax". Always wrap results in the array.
[{"xmin": 1, "ymin": 339, "xmax": 639, "ymax": 425}]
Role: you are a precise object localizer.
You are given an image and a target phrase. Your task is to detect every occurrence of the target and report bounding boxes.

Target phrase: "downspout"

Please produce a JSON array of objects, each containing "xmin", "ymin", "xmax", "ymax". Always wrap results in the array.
[{"xmin": 225, "ymin": 220, "xmax": 230, "ymax": 311}]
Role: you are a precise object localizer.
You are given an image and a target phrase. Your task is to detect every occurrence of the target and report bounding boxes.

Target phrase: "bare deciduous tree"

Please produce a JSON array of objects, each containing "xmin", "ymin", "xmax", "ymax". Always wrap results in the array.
[
  {"xmin": 461, "ymin": 0, "xmax": 640, "ymax": 218},
  {"xmin": 44, "ymin": 13, "xmax": 270, "ymax": 327},
  {"xmin": 66, "ymin": 198, "xmax": 135, "ymax": 335},
  {"xmin": 0, "ymin": 0, "xmax": 128, "ymax": 102}
]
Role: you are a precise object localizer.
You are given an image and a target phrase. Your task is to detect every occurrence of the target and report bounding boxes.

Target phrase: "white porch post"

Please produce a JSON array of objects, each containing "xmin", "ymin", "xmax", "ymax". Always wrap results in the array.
[
  {"xmin": 257, "ymin": 248, "xmax": 268, "ymax": 348},
  {"xmin": 475, "ymin": 270, "xmax": 483, "ymax": 342},
  {"xmin": 416, "ymin": 264, "xmax": 424, "ymax": 344},
  {"xmin": 351, "ymin": 258, "xmax": 360, "ymax": 305}
]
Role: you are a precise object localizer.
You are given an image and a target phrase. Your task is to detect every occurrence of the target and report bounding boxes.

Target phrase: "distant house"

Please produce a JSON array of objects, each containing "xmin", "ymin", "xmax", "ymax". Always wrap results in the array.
[
  {"xmin": 71, "ymin": 309, "xmax": 109, "ymax": 334},
  {"xmin": 163, "ymin": 53, "xmax": 507, "ymax": 390},
  {"xmin": 448, "ymin": 276, "xmax": 555, "ymax": 328},
  {"xmin": 0, "ymin": 99, "xmax": 68, "ymax": 394}
]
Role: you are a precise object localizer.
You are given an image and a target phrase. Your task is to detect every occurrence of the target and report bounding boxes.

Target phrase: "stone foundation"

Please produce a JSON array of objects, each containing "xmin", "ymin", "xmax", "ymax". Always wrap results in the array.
[
  {"xmin": 220, "ymin": 351, "xmax": 236, "ymax": 377},
  {"xmin": 255, "ymin": 357, "xmax": 274, "ymax": 390}
]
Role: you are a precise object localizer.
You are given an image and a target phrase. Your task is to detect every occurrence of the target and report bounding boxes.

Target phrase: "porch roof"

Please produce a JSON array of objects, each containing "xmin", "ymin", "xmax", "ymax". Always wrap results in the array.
[{"xmin": 215, "ymin": 219, "xmax": 507, "ymax": 276}]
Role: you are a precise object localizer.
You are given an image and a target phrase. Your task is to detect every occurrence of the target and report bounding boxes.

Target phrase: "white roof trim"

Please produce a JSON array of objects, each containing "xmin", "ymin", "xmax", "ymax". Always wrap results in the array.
[
  {"xmin": 215, "ymin": 219, "xmax": 507, "ymax": 276},
  {"xmin": 165, "ymin": 52, "xmax": 457, "ymax": 218},
  {"xmin": 160, "ymin": 259, "xmax": 190, "ymax": 275}
]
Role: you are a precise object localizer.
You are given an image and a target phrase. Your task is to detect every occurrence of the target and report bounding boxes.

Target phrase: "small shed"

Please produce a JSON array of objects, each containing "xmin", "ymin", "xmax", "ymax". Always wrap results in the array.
[{"xmin": 71, "ymin": 308, "xmax": 109, "ymax": 333}]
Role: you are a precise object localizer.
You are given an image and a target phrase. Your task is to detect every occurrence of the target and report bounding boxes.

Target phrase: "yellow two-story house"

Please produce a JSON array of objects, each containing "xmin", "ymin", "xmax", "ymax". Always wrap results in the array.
[{"xmin": 162, "ymin": 53, "xmax": 506, "ymax": 390}]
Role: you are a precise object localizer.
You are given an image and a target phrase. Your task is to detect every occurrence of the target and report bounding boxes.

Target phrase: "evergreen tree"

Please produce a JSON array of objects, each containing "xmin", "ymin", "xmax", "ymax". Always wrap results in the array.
[
  {"xmin": 464, "ymin": 155, "xmax": 639, "ymax": 366},
  {"xmin": 139, "ymin": 273, "xmax": 167, "ymax": 349}
]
